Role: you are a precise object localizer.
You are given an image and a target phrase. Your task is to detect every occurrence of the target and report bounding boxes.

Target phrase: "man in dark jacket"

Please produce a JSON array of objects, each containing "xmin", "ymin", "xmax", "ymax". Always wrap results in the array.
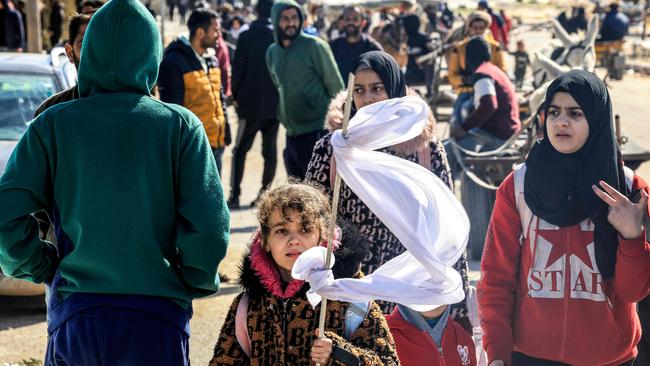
[
  {"xmin": 227, "ymin": 0, "xmax": 278, "ymax": 209},
  {"xmin": 0, "ymin": 0, "xmax": 25, "ymax": 51},
  {"xmin": 330, "ymin": 5, "xmax": 382, "ymax": 81},
  {"xmin": 599, "ymin": 2, "xmax": 629, "ymax": 42},
  {"xmin": 48, "ymin": 0, "xmax": 65, "ymax": 48},
  {"xmin": 159, "ymin": 8, "xmax": 231, "ymax": 174},
  {"xmin": 266, "ymin": 0, "xmax": 343, "ymax": 179}
]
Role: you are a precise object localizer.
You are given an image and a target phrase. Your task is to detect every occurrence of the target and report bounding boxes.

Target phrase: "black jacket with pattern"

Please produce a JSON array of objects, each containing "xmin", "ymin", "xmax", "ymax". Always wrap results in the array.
[{"xmin": 305, "ymin": 91, "xmax": 470, "ymax": 327}]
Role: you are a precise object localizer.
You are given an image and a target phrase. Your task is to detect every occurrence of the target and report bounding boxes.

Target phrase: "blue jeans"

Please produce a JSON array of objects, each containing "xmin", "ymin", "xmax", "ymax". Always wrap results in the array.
[{"xmin": 451, "ymin": 92, "xmax": 474, "ymax": 125}]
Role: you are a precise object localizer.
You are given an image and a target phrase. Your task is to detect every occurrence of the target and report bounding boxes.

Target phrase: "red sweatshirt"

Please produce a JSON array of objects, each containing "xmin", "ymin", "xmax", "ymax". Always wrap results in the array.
[
  {"xmin": 217, "ymin": 36, "xmax": 231, "ymax": 97},
  {"xmin": 478, "ymin": 164, "xmax": 650, "ymax": 366},
  {"xmin": 386, "ymin": 308, "xmax": 477, "ymax": 366}
]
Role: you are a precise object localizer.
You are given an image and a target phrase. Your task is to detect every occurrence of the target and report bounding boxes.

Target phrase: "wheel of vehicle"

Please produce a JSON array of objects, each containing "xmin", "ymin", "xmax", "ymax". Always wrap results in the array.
[{"xmin": 460, "ymin": 172, "xmax": 497, "ymax": 260}]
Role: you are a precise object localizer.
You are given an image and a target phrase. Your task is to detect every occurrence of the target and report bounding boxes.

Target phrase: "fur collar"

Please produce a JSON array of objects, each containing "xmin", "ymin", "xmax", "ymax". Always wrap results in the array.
[
  {"xmin": 324, "ymin": 89, "xmax": 436, "ymax": 156},
  {"xmin": 239, "ymin": 225, "xmax": 369, "ymax": 300}
]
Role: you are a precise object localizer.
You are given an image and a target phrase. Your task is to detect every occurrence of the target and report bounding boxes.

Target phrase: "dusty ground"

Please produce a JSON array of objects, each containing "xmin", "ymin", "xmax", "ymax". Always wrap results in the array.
[{"xmin": 2, "ymin": 3, "xmax": 650, "ymax": 365}]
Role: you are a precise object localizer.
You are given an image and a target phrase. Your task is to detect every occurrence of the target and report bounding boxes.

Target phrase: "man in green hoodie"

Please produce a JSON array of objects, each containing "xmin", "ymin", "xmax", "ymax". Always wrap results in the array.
[
  {"xmin": 0, "ymin": 0, "xmax": 229, "ymax": 364},
  {"xmin": 266, "ymin": 0, "xmax": 343, "ymax": 179}
]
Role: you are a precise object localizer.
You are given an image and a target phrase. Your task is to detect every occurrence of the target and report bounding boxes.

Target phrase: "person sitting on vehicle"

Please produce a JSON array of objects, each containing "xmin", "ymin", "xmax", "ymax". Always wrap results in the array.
[
  {"xmin": 599, "ymin": 2, "xmax": 629, "ymax": 42},
  {"xmin": 566, "ymin": 6, "xmax": 588, "ymax": 34},
  {"xmin": 445, "ymin": 36, "xmax": 520, "ymax": 180},
  {"xmin": 447, "ymin": 11, "xmax": 505, "ymax": 131}
]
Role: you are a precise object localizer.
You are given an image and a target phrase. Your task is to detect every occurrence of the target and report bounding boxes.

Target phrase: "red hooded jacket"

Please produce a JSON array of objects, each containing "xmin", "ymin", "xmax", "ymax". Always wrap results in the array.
[
  {"xmin": 386, "ymin": 307, "xmax": 477, "ymax": 366},
  {"xmin": 478, "ymin": 164, "xmax": 650, "ymax": 365}
]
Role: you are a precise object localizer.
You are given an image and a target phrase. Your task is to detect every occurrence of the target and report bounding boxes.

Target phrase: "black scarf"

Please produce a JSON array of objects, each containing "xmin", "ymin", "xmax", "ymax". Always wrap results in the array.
[
  {"xmin": 524, "ymin": 70, "xmax": 627, "ymax": 279},
  {"xmin": 353, "ymin": 51, "xmax": 407, "ymax": 100},
  {"xmin": 465, "ymin": 36, "xmax": 491, "ymax": 75}
]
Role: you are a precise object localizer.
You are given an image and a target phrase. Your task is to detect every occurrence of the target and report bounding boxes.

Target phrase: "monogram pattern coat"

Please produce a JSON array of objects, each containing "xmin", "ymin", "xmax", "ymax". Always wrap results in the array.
[{"xmin": 305, "ymin": 91, "xmax": 470, "ymax": 324}]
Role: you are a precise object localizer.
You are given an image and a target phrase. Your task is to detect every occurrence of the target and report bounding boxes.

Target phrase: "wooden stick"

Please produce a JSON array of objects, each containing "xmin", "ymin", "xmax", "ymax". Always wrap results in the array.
[{"xmin": 316, "ymin": 73, "xmax": 355, "ymax": 365}]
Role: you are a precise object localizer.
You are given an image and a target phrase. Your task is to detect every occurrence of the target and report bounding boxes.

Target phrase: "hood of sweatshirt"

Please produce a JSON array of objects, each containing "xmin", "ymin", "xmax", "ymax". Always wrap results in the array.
[
  {"xmin": 77, "ymin": 0, "xmax": 161, "ymax": 97},
  {"xmin": 270, "ymin": 0, "xmax": 304, "ymax": 46}
]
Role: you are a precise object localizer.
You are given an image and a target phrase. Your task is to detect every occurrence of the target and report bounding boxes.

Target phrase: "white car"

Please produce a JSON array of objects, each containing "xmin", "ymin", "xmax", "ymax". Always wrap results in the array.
[{"xmin": 0, "ymin": 48, "xmax": 76, "ymax": 296}]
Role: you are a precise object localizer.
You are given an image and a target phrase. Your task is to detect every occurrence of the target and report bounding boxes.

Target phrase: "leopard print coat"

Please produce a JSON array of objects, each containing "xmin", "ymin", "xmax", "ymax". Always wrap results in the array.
[
  {"xmin": 209, "ymin": 231, "xmax": 399, "ymax": 366},
  {"xmin": 304, "ymin": 91, "xmax": 470, "ymax": 327}
]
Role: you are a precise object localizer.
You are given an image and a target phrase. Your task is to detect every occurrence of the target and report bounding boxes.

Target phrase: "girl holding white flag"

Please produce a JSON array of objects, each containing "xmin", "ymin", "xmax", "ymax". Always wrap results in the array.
[
  {"xmin": 305, "ymin": 51, "xmax": 472, "ymax": 331},
  {"xmin": 209, "ymin": 183, "xmax": 399, "ymax": 366}
]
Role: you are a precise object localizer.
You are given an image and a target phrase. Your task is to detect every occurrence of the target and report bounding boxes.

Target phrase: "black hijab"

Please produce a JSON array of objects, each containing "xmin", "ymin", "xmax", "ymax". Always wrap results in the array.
[
  {"xmin": 524, "ymin": 70, "xmax": 627, "ymax": 280},
  {"xmin": 353, "ymin": 51, "xmax": 407, "ymax": 100},
  {"xmin": 465, "ymin": 36, "xmax": 491, "ymax": 75}
]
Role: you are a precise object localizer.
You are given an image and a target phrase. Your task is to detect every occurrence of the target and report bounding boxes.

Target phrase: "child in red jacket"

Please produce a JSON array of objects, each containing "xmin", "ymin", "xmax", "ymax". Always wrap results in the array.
[
  {"xmin": 478, "ymin": 69, "xmax": 650, "ymax": 366},
  {"xmin": 386, "ymin": 304, "xmax": 477, "ymax": 366}
]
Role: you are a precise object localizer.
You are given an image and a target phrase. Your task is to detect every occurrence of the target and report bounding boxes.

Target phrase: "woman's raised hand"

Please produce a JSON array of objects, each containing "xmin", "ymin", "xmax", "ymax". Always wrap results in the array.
[{"xmin": 593, "ymin": 181, "xmax": 649, "ymax": 240}]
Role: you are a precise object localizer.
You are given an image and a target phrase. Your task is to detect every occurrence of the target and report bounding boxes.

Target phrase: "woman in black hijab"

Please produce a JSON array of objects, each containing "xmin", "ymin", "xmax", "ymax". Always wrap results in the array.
[
  {"xmin": 350, "ymin": 51, "xmax": 406, "ymax": 114},
  {"xmin": 305, "ymin": 51, "xmax": 473, "ymax": 332},
  {"xmin": 479, "ymin": 69, "xmax": 650, "ymax": 366}
]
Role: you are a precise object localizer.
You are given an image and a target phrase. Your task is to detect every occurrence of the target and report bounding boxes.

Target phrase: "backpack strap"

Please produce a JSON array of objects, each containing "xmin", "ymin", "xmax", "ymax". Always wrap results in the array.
[
  {"xmin": 513, "ymin": 164, "xmax": 533, "ymax": 243},
  {"xmin": 623, "ymin": 166, "xmax": 634, "ymax": 191},
  {"xmin": 344, "ymin": 302, "xmax": 370, "ymax": 339},
  {"xmin": 514, "ymin": 164, "xmax": 636, "ymax": 242},
  {"xmin": 234, "ymin": 293, "xmax": 251, "ymax": 358}
]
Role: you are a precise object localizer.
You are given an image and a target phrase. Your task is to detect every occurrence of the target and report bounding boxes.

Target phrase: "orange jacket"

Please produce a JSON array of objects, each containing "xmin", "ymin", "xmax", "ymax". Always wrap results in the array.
[
  {"xmin": 448, "ymin": 35, "xmax": 505, "ymax": 93},
  {"xmin": 159, "ymin": 38, "xmax": 229, "ymax": 148}
]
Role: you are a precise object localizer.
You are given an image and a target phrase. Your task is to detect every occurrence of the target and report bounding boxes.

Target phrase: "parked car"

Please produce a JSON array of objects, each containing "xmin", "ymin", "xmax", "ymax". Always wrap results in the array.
[{"xmin": 0, "ymin": 48, "xmax": 76, "ymax": 296}]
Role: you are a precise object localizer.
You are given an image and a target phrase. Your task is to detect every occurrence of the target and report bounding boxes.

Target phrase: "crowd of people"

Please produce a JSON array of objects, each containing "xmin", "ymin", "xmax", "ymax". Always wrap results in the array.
[
  {"xmin": 0, "ymin": 0, "xmax": 108, "ymax": 51},
  {"xmin": 0, "ymin": 0, "xmax": 649, "ymax": 366}
]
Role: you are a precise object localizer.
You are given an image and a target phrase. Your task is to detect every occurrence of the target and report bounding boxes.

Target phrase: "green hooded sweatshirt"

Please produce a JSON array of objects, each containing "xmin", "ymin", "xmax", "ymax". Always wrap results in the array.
[
  {"xmin": 0, "ymin": 0, "xmax": 229, "ymax": 308},
  {"xmin": 266, "ymin": 0, "xmax": 344, "ymax": 137}
]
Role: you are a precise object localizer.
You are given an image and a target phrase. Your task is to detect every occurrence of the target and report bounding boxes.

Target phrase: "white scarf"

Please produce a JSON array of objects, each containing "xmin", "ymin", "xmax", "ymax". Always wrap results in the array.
[{"xmin": 292, "ymin": 96, "xmax": 470, "ymax": 312}]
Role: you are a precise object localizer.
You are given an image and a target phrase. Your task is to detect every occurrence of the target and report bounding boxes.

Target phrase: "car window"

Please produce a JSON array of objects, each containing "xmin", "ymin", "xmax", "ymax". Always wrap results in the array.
[{"xmin": 0, "ymin": 73, "xmax": 59, "ymax": 140}]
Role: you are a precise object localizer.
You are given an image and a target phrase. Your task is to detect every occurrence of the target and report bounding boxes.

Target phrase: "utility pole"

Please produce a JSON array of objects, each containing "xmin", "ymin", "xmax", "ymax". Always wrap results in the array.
[
  {"xmin": 25, "ymin": 0, "xmax": 42, "ymax": 52},
  {"xmin": 160, "ymin": 0, "xmax": 166, "ymax": 45}
]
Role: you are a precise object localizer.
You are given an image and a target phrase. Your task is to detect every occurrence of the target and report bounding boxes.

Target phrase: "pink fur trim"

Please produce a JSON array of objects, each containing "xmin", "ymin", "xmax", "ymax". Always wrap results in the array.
[{"xmin": 248, "ymin": 230, "xmax": 341, "ymax": 299}]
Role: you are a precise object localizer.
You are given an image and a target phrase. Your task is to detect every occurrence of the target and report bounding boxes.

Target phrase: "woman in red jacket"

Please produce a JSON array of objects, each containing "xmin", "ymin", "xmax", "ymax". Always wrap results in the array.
[{"xmin": 478, "ymin": 69, "xmax": 650, "ymax": 366}]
